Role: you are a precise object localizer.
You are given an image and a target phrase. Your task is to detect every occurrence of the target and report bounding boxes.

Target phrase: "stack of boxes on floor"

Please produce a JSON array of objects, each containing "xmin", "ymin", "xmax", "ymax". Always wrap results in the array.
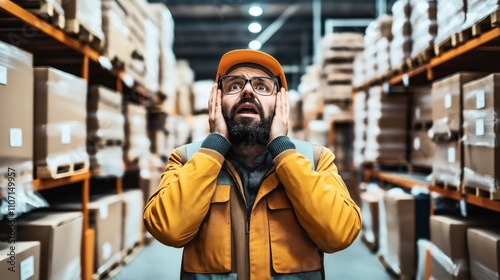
[
  {"xmin": 355, "ymin": 0, "xmax": 500, "ymax": 279},
  {"xmin": 296, "ymin": 65, "xmax": 324, "ymax": 142},
  {"xmin": 0, "ymin": 1, "xmax": 181, "ymax": 278}
]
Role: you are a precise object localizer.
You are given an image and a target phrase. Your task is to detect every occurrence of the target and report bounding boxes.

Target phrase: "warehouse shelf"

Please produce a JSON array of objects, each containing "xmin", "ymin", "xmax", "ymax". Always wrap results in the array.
[
  {"xmin": 365, "ymin": 169, "xmax": 500, "ymax": 212},
  {"xmin": 353, "ymin": 26, "xmax": 500, "ymax": 91},
  {"xmin": 0, "ymin": 0, "xmax": 152, "ymax": 101}
]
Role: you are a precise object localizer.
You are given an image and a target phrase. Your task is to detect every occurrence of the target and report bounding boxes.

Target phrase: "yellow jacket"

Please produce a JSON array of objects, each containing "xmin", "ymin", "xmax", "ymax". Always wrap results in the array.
[{"xmin": 143, "ymin": 137, "xmax": 361, "ymax": 280}]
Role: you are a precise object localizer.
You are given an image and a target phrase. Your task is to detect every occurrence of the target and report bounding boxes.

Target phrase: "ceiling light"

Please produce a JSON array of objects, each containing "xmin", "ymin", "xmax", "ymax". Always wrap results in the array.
[
  {"xmin": 248, "ymin": 22, "xmax": 262, "ymax": 33},
  {"xmin": 249, "ymin": 6, "xmax": 263, "ymax": 17},
  {"xmin": 249, "ymin": 40, "xmax": 262, "ymax": 50}
]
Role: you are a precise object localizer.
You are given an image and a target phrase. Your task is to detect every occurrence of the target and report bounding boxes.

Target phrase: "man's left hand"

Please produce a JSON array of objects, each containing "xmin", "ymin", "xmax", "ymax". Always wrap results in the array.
[{"xmin": 269, "ymin": 87, "xmax": 289, "ymax": 141}]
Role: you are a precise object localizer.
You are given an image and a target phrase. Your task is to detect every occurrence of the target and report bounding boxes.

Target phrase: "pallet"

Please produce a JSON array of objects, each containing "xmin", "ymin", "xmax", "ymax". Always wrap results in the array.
[
  {"xmin": 121, "ymin": 242, "xmax": 143, "ymax": 265},
  {"xmin": 376, "ymin": 252, "xmax": 411, "ymax": 280},
  {"xmin": 471, "ymin": 9, "xmax": 500, "ymax": 37},
  {"xmin": 432, "ymin": 179, "xmax": 460, "ymax": 192},
  {"xmin": 64, "ymin": 19, "xmax": 103, "ymax": 51},
  {"xmin": 12, "ymin": 0, "xmax": 65, "ymax": 29},
  {"xmin": 431, "ymin": 131, "xmax": 460, "ymax": 143},
  {"xmin": 36, "ymin": 159, "xmax": 90, "ymax": 179},
  {"xmin": 406, "ymin": 46, "xmax": 435, "ymax": 70},
  {"xmin": 93, "ymin": 258, "xmax": 123, "ymax": 280},
  {"xmin": 435, "ymin": 10, "xmax": 500, "ymax": 56},
  {"xmin": 462, "ymin": 185, "xmax": 500, "ymax": 200}
]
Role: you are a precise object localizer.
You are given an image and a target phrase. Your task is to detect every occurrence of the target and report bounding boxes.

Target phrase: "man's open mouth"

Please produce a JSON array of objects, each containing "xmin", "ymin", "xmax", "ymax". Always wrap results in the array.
[{"xmin": 236, "ymin": 103, "xmax": 259, "ymax": 115}]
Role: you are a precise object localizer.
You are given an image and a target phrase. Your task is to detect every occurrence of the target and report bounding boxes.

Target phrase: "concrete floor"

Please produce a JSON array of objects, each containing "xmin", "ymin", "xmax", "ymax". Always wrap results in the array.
[{"xmin": 112, "ymin": 236, "xmax": 394, "ymax": 280}]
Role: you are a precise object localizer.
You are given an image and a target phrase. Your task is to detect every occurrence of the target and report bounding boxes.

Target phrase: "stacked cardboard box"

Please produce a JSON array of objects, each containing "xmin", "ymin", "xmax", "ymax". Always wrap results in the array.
[
  {"xmin": 0, "ymin": 241, "xmax": 41, "ymax": 280},
  {"xmin": 360, "ymin": 184, "xmax": 384, "ymax": 251},
  {"xmin": 364, "ymin": 86, "xmax": 408, "ymax": 164},
  {"xmin": 430, "ymin": 73, "xmax": 484, "ymax": 187},
  {"xmin": 462, "ymin": 74, "xmax": 500, "ymax": 198},
  {"xmin": 51, "ymin": 195, "xmax": 124, "ymax": 275},
  {"xmin": 34, "ymin": 67, "xmax": 89, "ymax": 179},
  {"xmin": 4, "ymin": 211, "xmax": 83, "ymax": 280},
  {"xmin": 390, "ymin": 0, "xmax": 412, "ymax": 69},
  {"xmin": 410, "ymin": 86, "xmax": 436, "ymax": 169},
  {"xmin": 429, "ymin": 215, "xmax": 499, "ymax": 279},
  {"xmin": 466, "ymin": 228, "xmax": 500, "ymax": 279},
  {"xmin": 121, "ymin": 189, "xmax": 144, "ymax": 254},
  {"xmin": 87, "ymin": 86, "xmax": 125, "ymax": 177}
]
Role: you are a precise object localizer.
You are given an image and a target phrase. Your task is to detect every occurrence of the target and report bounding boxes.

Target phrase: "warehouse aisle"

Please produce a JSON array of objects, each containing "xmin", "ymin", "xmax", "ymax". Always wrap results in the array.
[{"xmin": 112, "ymin": 236, "xmax": 393, "ymax": 280}]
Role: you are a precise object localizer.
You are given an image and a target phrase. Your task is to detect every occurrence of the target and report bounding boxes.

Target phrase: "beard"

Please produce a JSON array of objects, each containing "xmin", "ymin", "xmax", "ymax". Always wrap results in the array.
[{"xmin": 222, "ymin": 98, "xmax": 274, "ymax": 146}]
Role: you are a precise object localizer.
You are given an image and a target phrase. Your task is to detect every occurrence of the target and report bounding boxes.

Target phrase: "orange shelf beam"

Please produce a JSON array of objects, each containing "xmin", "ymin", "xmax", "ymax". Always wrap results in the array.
[
  {"xmin": 466, "ymin": 194, "xmax": 500, "ymax": 213},
  {"xmin": 428, "ymin": 186, "xmax": 463, "ymax": 201},
  {"xmin": 33, "ymin": 171, "xmax": 91, "ymax": 191},
  {"xmin": 366, "ymin": 169, "xmax": 429, "ymax": 189},
  {"xmin": 388, "ymin": 65, "xmax": 429, "ymax": 85},
  {"xmin": 430, "ymin": 27, "xmax": 500, "ymax": 68}
]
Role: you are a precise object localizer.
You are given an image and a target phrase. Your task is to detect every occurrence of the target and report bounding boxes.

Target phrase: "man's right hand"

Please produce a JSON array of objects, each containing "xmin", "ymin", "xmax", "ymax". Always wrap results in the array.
[{"xmin": 208, "ymin": 83, "xmax": 229, "ymax": 139}]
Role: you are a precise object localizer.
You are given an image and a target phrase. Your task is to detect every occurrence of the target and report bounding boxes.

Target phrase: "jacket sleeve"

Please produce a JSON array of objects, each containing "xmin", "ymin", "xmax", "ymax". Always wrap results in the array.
[
  {"xmin": 273, "ymin": 145, "xmax": 362, "ymax": 253},
  {"xmin": 143, "ymin": 147, "xmax": 225, "ymax": 247}
]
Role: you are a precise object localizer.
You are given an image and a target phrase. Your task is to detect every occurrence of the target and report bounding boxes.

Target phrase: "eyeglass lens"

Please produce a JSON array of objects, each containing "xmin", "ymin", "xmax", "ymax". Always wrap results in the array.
[{"xmin": 222, "ymin": 76, "xmax": 276, "ymax": 96}]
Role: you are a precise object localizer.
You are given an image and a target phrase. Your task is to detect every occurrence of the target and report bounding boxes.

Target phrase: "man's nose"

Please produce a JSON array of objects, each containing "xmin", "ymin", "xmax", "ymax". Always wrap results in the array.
[{"xmin": 241, "ymin": 82, "xmax": 255, "ymax": 97}]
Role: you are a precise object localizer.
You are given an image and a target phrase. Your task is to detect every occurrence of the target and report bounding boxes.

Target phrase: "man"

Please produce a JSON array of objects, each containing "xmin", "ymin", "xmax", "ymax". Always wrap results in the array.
[{"xmin": 143, "ymin": 49, "xmax": 361, "ymax": 280}]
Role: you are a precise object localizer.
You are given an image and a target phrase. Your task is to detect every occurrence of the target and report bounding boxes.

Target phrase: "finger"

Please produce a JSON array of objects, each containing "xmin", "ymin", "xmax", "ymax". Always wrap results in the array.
[
  {"xmin": 284, "ymin": 90, "xmax": 290, "ymax": 121},
  {"xmin": 216, "ymin": 88, "xmax": 222, "ymax": 114},
  {"xmin": 280, "ymin": 87, "xmax": 286, "ymax": 119},
  {"xmin": 209, "ymin": 83, "xmax": 217, "ymax": 119}
]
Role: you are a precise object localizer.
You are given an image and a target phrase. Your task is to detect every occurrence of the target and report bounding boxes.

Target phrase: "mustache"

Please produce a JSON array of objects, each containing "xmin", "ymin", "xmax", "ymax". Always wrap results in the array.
[{"xmin": 229, "ymin": 98, "xmax": 264, "ymax": 118}]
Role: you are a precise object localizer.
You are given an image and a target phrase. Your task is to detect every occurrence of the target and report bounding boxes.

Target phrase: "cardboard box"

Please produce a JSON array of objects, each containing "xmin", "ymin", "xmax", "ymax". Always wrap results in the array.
[
  {"xmin": 431, "ymin": 72, "xmax": 484, "ymax": 135},
  {"xmin": 62, "ymin": 0, "xmax": 104, "ymax": 41},
  {"xmin": 383, "ymin": 190, "xmax": 416, "ymax": 279},
  {"xmin": 0, "ymin": 241, "xmax": 40, "ymax": 280},
  {"xmin": 410, "ymin": 129, "xmax": 436, "ymax": 168},
  {"xmin": 14, "ymin": 211, "xmax": 83, "ymax": 280},
  {"xmin": 34, "ymin": 67, "xmax": 89, "ymax": 179},
  {"xmin": 0, "ymin": 41, "xmax": 34, "ymax": 160},
  {"xmin": 0, "ymin": 159, "xmax": 33, "ymax": 201},
  {"xmin": 432, "ymin": 141, "xmax": 462, "ymax": 187},
  {"xmin": 90, "ymin": 146, "xmax": 125, "ymax": 178},
  {"xmin": 463, "ymin": 74, "xmax": 500, "ymax": 111},
  {"xmin": 50, "ymin": 195, "xmax": 123, "ymax": 274},
  {"xmin": 463, "ymin": 145, "xmax": 499, "ymax": 194},
  {"xmin": 411, "ymin": 86, "xmax": 433, "ymax": 124},
  {"xmin": 360, "ymin": 191, "xmax": 379, "ymax": 250},
  {"xmin": 121, "ymin": 189, "xmax": 144, "ymax": 251},
  {"xmin": 430, "ymin": 215, "xmax": 500, "ymax": 280},
  {"xmin": 467, "ymin": 228, "xmax": 500, "ymax": 280}
]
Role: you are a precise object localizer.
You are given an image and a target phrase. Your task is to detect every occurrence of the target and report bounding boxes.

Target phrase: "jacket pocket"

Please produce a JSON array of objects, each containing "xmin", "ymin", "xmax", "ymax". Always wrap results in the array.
[
  {"xmin": 267, "ymin": 187, "xmax": 322, "ymax": 274},
  {"xmin": 183, "ymin": 184, "xmax": 232, "ymax": 273}
]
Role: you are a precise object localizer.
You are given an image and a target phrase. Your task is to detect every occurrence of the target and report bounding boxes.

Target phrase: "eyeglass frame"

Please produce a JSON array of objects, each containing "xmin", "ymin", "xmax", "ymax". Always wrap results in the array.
[{"xmin": 218, "ymin": 75, "xmax": 279, "ymax": 96}]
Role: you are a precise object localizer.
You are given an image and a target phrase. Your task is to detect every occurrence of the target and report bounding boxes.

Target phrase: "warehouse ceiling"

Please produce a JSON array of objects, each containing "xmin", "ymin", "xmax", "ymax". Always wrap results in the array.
[{"xmin": 148, "ymin": 0, "xmax": 394, "ymax": 89}]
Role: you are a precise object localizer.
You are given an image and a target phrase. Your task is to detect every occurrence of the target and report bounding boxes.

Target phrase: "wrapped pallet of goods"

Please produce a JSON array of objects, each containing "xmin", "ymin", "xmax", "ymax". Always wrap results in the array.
[
  {"xmin": 62, "ymin": 0, "xmax": 104, "ymax": 49},
  {"xmin": 34, "ymin": 67, "xmax": 90, "ymax": 179},
  {"xmin": 175, "ymin": 60, "xmax": 195, "ymax": 117},
  {"xmin": 144, "ymin": 17, "xmax": 160, "ymax": 94},
  {"xmin": 320, "ymin": 32, "xmax": 363, "ymax": 101},
  {"xmin": 435, "ymin": 0, "xmax": 466, "ymax": 47},
  {"xmin": 353, "ymin": 91, "xmax": 367, "ymax": 167},
  {"xmin": 125, "ymin": 103, "xmax": 151, "ymax": 168},
  {"xmin": 430, "ymin": 72, "xmax": 484, "ymax": 188},
  {"xmin": 87, "ymin": 86, "xmax": 125, "ymax": 178},
  {"xmin": 410, "ymin": 0, "xmax": 437, "ymax": 59},
  {"xmin": 11, "ymin": 0, "xmax": 65, "ymax": 29},
  {"xmin": 389, "ymin": 0, "xmax": 412, "ymax": 70},
  {"xmin": 149, "ymin": 4, "xmax": 177, "ymax": 113},
  {"xmin": 352, "ymin": 53, "xmax": 365, "ymax": 88},
  {"xmin": 362, "ymin": 15, "xmax": 393, "ymax": 82},
  {"xmin": 101, "ymin": 0, "xmax": 131, "ymax": 69},
  {"xmin": 462, "ymin": 74, "xmax": 500, "ymax": 200},
  {"xmin": 298, "ymin": 65, "xmax": 324, "ymax": 125}
]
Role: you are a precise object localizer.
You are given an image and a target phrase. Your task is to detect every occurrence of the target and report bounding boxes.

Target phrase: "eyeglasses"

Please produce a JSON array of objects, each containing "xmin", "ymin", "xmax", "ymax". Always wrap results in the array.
[{"xmin": 219, "ymin": 75, "xmax": 278, "ymax": 96}]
